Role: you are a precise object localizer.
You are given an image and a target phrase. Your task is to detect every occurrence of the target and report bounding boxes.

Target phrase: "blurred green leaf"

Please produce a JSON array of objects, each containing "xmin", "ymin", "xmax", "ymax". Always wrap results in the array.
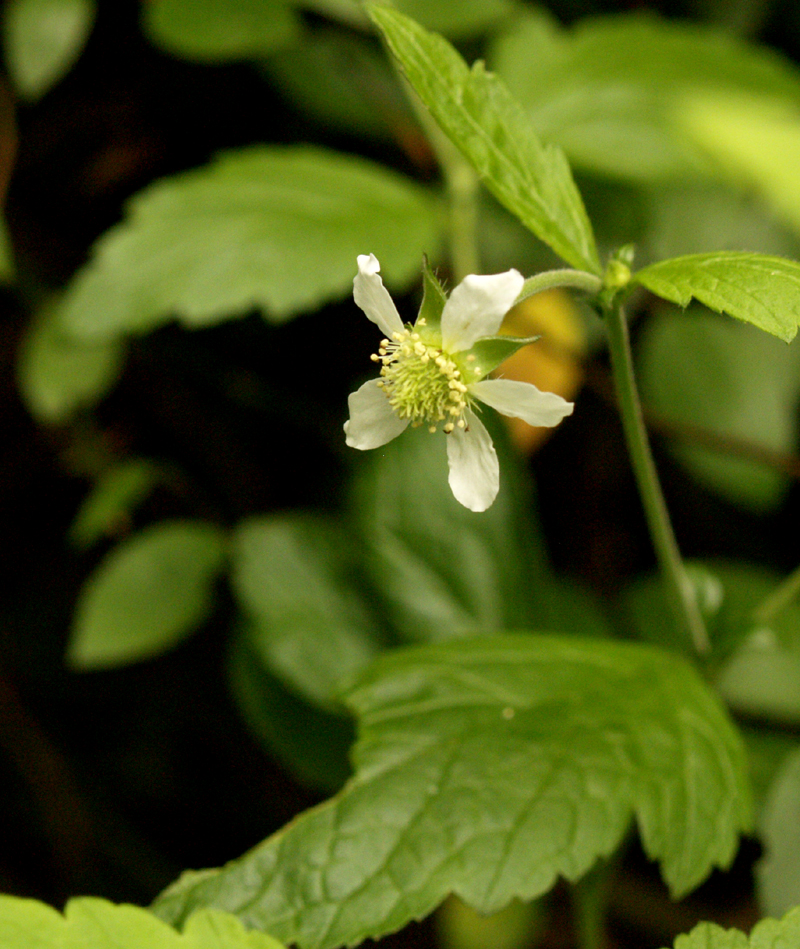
[
  {"xmin": 154, "ymin": 635, "xmax": 751, "ymax": 944},
  {"xmin": 492, "ymin": 11, "xmax": 800, "ymax": 184},
  {"xmin": 230, "ymin": 515, "xmax": 383, "ymax": 709},
  {"xmin": 679, "ymin": 94, "xmax": 800, "ymax": 235},
  {"xmin": 300, "ymin": 0, "xmax": 519, "ymax": 38},
  {"xmin": 144, "ymin": 0, "xmax": 298, "ymax": 63},
  {"xmin": 228, "ymin": 627, "xmax": 354, "ymax": 792},
  {"xmin": 3, "ymin": 0, "xmax": 95, "ymax": 100},
  {"xmin": 622, "ymin": 558, "xmax": 800, "ymax": 723},
  {"xmin": 17, "ymin": 300, "xmax": 125, "ymax": 423},
  {"xmin": 370, "ymin": 5, "xmax": 599, "ymax": 274},
  {"xmin": 349, "ymin": 421, "xmax": 540, "ymax": 641},
  {"xmin": 67, "ymin": 520, "xmax": 227, "ymax": 669},
  {"xmin": 69, "ymin": 459, "xmax": 160, "ymax": 549},
  {"xmin": 350, "ymin": 421, "xmax": 612, "ymax": 642},
  {"xmin": 643, "ymin": 185, "xmax": 800, "ymax": 267},
  {"xmin": 662, "ymin": 906, "xmax": 800, "ymax": 949},
  {"xmin": 58, "ymin": 145, "xmax": 442, "ymax": 340},
  {"xmin": 0, "ymin": 895, "xmax": 287, "ymax": 949},
  {"xmin": 636, "ymin": 306, "xmax": 800, "ymax": 510},
  {"xmin": 623, "ymin": 559, "xmax": 800, "ymax": 657},
  {"xmin": 263, "ymin": 29, "xmax": 418, "ymax": 143},
  {"xmin": 717, "ymin": 638, "xmax": 800, "ymax": 725},
  {"xmin": 633, "ymin": 253, "xmax": 800, "ymax": 343},
  {"xmin": 757, "ymin": 746, "xmax": 800, "ymax": 918}
]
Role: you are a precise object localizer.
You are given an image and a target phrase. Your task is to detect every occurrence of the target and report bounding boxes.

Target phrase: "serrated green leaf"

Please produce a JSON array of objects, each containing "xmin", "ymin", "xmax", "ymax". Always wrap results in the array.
[
  {"xmin": 664, "ymin": 906, "xmax": 800, "ymax": 949},
  {"xmin": 58, "ymin": 146, "xmax": 442, "ymax": 340},
  {"xmin": 3, "ymin": 0, "xmax": 95, "ymax": 100},
  {"xmin": 230, "ymin": 515, "xmax": 382, "ymax": 709},
  {"xmin": 16, "ymin": 301, "xmax": 125, "ymax": 423},
  {"xmin": 153, "ymin": 635, "xmax": 751, "ymax": 945},
  {"xmin": 757, "ymin": 747, "xmax": 800, "ymax": 918},
  {"xmin": 144, "ymin": 0, "xmax": 298, "ymax": 63},
  {"xmin": 632, "ymin": 252, "xmax": 800, "ymax": 342},
  {"xmin": 636, "ymin": 306, "xmax": 800, "ymax": 510},
  {"xmin": 369, "ymin": 5, "xmax": 599, "ymax": 274},
  {"xmin": 69, "ymin": 459, "xmax": 160, "ymax": 549},
  {"xmin": 67, "ymin": 520, "xmax": 227, "ymax": 669},
  {"xmin": 228, "ymin": 626, "xmax": 354, "ymax": 792},
  {"xmin": 492, "ymin": 12, "xmax": 800, "ymax": 184},
  {"xmin": 0, "ymin": 895, "xmax": 287, "ymax": 949}
]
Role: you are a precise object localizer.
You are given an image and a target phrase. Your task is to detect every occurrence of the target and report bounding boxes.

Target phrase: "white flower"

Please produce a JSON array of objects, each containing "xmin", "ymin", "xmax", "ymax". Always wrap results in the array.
[{"xmin": 344, "ymin": 254, "xmax": 574, "ymax": 512}]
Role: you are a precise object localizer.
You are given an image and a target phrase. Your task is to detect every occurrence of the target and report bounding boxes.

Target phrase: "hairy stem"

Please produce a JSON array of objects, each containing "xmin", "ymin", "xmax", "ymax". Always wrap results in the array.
[
  {"xmin": 516, "ymin": 269, "xmax": 603, "ymax": 304},
  {"xmin": 604, "ymin": 301, "xmax": 710, "ymax": 656}
]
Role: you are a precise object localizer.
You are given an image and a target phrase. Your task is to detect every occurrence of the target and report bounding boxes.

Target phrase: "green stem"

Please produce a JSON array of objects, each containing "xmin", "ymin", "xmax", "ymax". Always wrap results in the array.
[
  {"xmin": 516, "ymin": 269, "xmax": 603, "ymax": 303},
  {"xmin": 571, "ymin": 864, "xmax": 608, "ymax": 949},
  {"xmin": 753, "ymin": 561, "xmax": 800, "ymax": 625},
  {"xmin": 397, "ymin": 76, "xmax": 480, "ymax": 281},
  {"xmin": 441, "ymin": 146, "xmax": 480, "ymax": 282},
  {"xmin": 604, "ymin": 301, "xmax": 710, "ymax": 656}
]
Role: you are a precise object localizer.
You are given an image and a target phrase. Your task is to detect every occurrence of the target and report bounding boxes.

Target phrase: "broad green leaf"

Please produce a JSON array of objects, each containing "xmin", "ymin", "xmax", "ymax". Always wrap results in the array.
[
  {"xmin": 300, "ymin": 0, "xmax": 519, "ymax": 38},
  {"xmin": 153, "ymin": 635, "xmax": 752, "ymax": 945},
  {"xmin": 632, "ymin": 252, "xmax": 800, "ymax": 342},
  {"xmin": 0, "ymin": 895, "xmax": 286, "ymax": 949},
  {"xmin": 228, "ymin": 626, "xmax": 354, "ymax": 792},
  {"xmin": 663, "ymin": 906, "xmax": 800, "ymax": 949},
  {"xmin": 678, "ymin": 93, "xmax": 800, "ymax": 236},
  {"xmin": 67, "ymin": 520, "xmax": 227, "ymax": 669},
  {"xmin": 757, "ymin": 747, "xmax": 800, "ymax": 918},
  {"xmin": 492, "ymin": 11, "xmax": 800, "ymax": 184},
  {"xmin": 369, "ymin": 5, "xmax": 599, "ymax": 274},
  {"xmin": 58, "ymin": 146, "xmax": 441, "ymax": 340},
  {"xmin": 230, "ymin": 515, "xmax": 382, "ymax": 709},
  {"xmin": 636, "ymin": 306, "xmax": 800, "ymax": 510},
  {"xmin": 144, "ymin": 0, "xmax": 298, "ymax": 63},
  {"xmin": 16, "ymin": 302, "xmax": 125, "ymax": 423},
  {"xmin": 69, "ymin": 459, "xmax": 160, "ymax": 549},
  {"xmin": 3, "ymin": 0, "xmax": 95, "ymax": 100}
]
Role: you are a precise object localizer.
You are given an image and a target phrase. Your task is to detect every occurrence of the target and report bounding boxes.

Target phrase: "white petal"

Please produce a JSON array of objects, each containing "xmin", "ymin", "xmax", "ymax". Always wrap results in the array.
[
  {"xmin": 353, "ymin": 254, "xmax": 404, "ymax": 339},
  {"xmin": 470, "ymin": 378, "xmax": 574, "ymax": 427},
  {"xmin": 441, "ymin": 269, "xmax": 524, "ymax": 352},
  {"xmin": 344, "ymin": 379, "xmax": 409, "ymax": 450},
  {"xmin": 446, "ymin": 410, "xmax": 499, "ymax": 512}
]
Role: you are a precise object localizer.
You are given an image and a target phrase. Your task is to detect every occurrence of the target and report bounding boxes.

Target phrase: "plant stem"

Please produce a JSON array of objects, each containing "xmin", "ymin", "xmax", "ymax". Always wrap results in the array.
[
  {"xmin": 604, "ymin": 301, "xmax": 710, "ymax": 656},
  {"xmin": 753, "ymin": 561, "xmax": 800, "ymax": 625},
  {"xmin": 441, "ymin": 146, "xmax": 480, "ymax": 282},
  {"xmin": 516, "ymin": 269, "xmax": 603, "ymax": 303},
  {"xmin": 571, "ymin": 864, "xmax": 608, "ymax": 949}
]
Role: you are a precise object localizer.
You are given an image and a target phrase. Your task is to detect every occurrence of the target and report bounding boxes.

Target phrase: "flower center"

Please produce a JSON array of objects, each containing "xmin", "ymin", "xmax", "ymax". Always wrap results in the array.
[{"xmin": 372, "ymin": 323, "xmax": 471, "ymax": 433}]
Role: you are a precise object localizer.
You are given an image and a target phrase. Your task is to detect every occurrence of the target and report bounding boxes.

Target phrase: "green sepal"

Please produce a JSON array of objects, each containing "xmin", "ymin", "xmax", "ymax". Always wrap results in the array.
[
  {"xmin": 415, "ymin": 255, "xmax": 447, "ymax": 336},
  {"xmin": 465, "ymin": 334, "xmax": 539, "ymax": 378}
]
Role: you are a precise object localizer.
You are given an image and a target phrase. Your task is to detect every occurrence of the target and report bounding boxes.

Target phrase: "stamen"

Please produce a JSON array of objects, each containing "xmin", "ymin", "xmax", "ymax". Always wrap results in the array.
[{"xmin": 373, "ymin": 326, "xmax": 473, "ymax": 429}]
